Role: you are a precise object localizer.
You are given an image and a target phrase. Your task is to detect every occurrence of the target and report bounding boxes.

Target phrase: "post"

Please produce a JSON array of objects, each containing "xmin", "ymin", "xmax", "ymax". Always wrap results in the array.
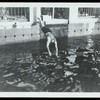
[
  {"xmin": 69, "ymin": 6, "xmax": 78, "ymax": 23},
  {"xmin": 36, "ymin": 7, "xmax": 41, "ymax": 20},
  {"xmin": 30, "ymin": 6, "xmax": 34, "ymax": 23},
  {"xmin": 33, "ymin": 7, "xmax": 37, "ymax": 23},
  {"xmin": 52, "ymin": 7, "xmax": 54, "ymax": 19}
]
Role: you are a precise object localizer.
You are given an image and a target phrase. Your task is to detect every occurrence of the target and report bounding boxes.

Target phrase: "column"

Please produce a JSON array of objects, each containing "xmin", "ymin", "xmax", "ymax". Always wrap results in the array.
[
  {"xmin": 18, "ymin": 8, "xmax": 19, "ymax": 16},
  {"xmin": 36, "ymin": 7, "xmax": 41, "ymax": 19},
  {"xmin": 69, "ymin": 6, "xmax": 78, "ymax": 23},
  {"xmin": 30, "ymin": 6, "xmax": 34, "ymax": 23},
  {"xmin": 52, "ymin": 7, "xmax": 54, "ymax": 19},
  {"xmin": 33, "ymin": 7, "xmax": 37, "ymax": 23}
]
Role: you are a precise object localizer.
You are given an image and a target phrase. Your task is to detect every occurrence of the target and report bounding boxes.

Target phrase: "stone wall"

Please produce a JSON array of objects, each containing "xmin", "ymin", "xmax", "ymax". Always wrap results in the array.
[
  {"xmin": 68, "ymin": 22, "xmax": 100, "ymax": 37},
  {"xmin": 68, "ymin": 23, "xmax": 89, "ymax": 37},
  {"xmin": 1, "ymin": 22, "xmax": 100, "ymax": 51},
  {"xmin": 0, "ymin": 24, "xmax": 40, "ymax": 45},
  {"xmin": 92, "ymin": 22, "xmax": 100, "ymax": 35},
  {"xmin": 0, "ymin": 23, "xmax": 69, "ymax": 53}
]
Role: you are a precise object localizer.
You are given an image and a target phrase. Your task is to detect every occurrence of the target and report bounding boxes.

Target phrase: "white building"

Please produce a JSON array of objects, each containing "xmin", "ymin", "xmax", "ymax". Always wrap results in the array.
[{"xmin": 0, "ymin": 3, "xmax": 100, "ymax": 45}]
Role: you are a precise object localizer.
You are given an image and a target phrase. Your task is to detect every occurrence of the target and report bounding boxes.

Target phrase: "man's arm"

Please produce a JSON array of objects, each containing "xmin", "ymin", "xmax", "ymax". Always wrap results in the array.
[
  {"xmin": 46, "ymin": 37, "xmax": 52, "ymax": 56},
  {"xmin": 55, "ymin": 41, "xmax": 58, "ymax": 57},
  {"xmin": 37, "ymin": 17, "xmax": 46, "ymax": 28}
]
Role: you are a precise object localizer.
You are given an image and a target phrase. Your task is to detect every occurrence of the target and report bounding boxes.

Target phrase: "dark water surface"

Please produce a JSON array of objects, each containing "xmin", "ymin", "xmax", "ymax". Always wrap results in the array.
[{"xmin": 0, "ymin": 34, "xmax": 100, "ymax": 92}]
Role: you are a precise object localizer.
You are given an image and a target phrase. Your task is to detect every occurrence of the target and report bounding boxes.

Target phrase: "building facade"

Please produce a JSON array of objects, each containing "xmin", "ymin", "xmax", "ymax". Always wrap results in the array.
[{"xmin": 0, "ymin": 3, "xmax": 100, "ymax": 45}]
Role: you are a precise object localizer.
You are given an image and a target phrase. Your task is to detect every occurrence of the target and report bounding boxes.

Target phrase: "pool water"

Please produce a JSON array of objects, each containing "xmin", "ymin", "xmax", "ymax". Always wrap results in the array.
[{"xmin": 0, "ymin": 34, "xmax": 100, "ymax": 92}]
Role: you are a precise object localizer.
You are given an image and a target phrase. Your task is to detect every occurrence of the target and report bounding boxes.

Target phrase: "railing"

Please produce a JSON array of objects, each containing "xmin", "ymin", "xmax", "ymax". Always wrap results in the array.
[
  {"xmin": 78, "ymin": 8, "xmax": 100, "ymax": 18},
  {"xmin": 0, "ymin": 7, "xmax": 30, "ymax": 22}
]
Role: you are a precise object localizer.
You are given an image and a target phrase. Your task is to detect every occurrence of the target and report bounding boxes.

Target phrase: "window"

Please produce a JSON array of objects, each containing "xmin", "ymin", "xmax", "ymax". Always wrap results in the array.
[
  {"xmin": 41, "ymin": 7, "xmax": 53, "ymax": 16},
  {"xmin": 78, "ymin": 8, "xmax": 100, "ymax": 18},
  {"xmin": 54, "ymin": 8, "xmax": 69, "ymax": 19},
  {"xmin": 0, "ymin": 7, "xmax": 30, "ymax": 22},
  {"xmin": 41, "ymin": 7, "xmax": 69, "ymax": 19}
]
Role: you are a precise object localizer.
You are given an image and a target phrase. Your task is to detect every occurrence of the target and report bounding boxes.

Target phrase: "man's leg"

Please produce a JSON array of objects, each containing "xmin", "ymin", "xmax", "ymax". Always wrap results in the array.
[{"xmin": 46, "ymin": 37, "xmax": 52, "ymax": 56}]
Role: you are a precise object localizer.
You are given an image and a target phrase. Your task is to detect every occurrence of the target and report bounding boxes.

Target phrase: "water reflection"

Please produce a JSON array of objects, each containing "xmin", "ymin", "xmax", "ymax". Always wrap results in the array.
[{"xmin": 86, "ymin": 35, "xmax": 94, "ymax": 49}]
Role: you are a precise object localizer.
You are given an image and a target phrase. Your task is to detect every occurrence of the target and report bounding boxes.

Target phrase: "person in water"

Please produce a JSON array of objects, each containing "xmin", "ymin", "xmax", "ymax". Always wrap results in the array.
[{"xmin": 37, "ymin": 16, "xmax": 58, "ymax": 57}]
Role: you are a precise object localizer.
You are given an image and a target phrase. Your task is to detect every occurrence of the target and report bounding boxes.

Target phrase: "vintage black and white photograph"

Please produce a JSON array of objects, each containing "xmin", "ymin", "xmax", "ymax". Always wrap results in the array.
[{"xmin": 0, "ymin": 2, "xmax": 100, "ymax": 97}]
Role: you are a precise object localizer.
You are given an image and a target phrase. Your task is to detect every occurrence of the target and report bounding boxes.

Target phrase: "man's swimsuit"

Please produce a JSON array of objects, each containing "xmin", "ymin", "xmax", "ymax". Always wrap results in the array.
[
  {"xmin": 41, "ymin": 26, "xmax": 52, "ymax": 34},
  {"xmin": 41, "ymin": 26, "xmax": 56, "ymax": 43}
]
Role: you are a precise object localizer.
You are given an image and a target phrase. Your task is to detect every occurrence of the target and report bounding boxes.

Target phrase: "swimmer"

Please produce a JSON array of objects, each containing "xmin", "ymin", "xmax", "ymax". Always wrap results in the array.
[{"xmin": 37, "ymin": 16, "xmax": 58, "ymax": 57}]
